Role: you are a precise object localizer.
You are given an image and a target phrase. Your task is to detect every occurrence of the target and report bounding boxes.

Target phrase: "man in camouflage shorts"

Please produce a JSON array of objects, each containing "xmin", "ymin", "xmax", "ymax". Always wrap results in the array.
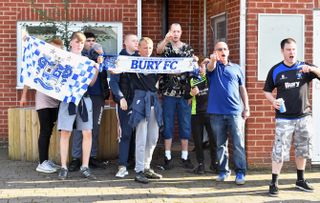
[
  {"xmin": 263, "ymin": 38, "xmax": 320, "ymax": 197},
  {"xmin": 273, "ymin": 117, "xmax": 312, "ymax": 163}
]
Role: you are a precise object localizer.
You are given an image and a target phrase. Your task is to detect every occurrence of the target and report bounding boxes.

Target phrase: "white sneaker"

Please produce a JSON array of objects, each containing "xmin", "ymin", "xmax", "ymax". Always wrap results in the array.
[
  {"xmin": 47, "ymin": 160, "xmax": 61, "ymax": 170},
  {"xmin": 115, "ymin": 166, "xmax": 128, "ymax": 178},
  {"xmin": 36, "ymin": 160, "xmax": 57, "ymax": 173}
]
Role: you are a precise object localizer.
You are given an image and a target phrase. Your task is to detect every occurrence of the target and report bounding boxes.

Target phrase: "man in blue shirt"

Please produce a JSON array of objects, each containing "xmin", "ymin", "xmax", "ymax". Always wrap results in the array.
[{"xmin": 205, "ymin": 41, "xmax": 250, "ymax": 185}]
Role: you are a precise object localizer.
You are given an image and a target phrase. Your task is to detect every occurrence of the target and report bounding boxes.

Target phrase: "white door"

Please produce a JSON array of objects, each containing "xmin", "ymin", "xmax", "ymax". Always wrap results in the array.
[{"xmin": 311, "ymin": 10, "xmax": 320, "ymax": 164}]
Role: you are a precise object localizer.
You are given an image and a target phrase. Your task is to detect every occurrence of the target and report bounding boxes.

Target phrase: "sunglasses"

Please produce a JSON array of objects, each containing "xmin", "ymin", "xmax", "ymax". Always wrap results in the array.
[{"xmin": 215, "ymin": 48, "xmax": 228, "ymax": 51}]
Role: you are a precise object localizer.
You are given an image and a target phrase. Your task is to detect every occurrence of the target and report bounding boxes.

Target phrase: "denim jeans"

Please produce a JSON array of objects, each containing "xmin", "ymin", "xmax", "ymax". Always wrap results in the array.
[
  {"xmin": 210, "ymin": 114, "xmax": 247, "ymax": 174},
  {"xmin": 162, "ymin": 96, "xmax": 191, "ymax": 140},
  {"xmin": 116, "ymin": 105, "xmax": 134, "ymax": 167}
]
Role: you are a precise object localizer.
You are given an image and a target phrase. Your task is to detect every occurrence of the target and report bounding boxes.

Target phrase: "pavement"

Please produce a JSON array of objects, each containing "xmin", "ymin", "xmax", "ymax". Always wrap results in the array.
[{"xmin": 0, "ymin": 147, "xmax": 320, "ymax": 203}]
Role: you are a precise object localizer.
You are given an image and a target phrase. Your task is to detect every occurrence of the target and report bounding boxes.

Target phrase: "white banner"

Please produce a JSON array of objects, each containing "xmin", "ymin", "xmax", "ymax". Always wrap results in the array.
[
  {"xmin": 106, "ymin": 55, "xmax": 198, "ymax": 74},
  {"xmin": 21, "ymin": 36, "xmax": 96, "ymax": 105}
]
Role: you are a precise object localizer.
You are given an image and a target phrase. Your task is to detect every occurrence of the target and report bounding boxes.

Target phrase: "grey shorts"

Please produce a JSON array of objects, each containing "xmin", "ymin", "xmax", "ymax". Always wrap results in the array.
[
  {"xmin": 272, "ymin": 115, "xmax": 313, "ymax": 163},
  {"xmin": 57, "ymin": 97, "xmax": 93, "ymax": 131}
]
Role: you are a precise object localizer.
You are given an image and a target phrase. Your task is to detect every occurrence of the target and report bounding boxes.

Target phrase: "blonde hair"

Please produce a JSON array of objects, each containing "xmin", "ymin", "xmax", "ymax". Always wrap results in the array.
[
  {"xmin": 70, "ymin": 32, "xmax": 86, "ymax": 42},
  {"xmin": 139, "ymin": 37, "xmax": 153, "ymax": 46}
]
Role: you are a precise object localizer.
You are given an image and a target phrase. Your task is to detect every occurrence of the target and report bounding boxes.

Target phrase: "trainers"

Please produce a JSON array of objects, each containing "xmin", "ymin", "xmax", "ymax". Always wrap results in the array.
[
  {"xmin": 235, "ymin": 172, "xmax": 245, "ymax": 185},
  {"xmin": 163, "ymin": 156, "xmax": 174, "ymax": 170},
  {"xmin": 210, "ymin": 163, "xmax": 219, "ymax": 174},
  {"xmin": 216, "ymin": 171, "xmax": 231, "ymax": 182},
  {"xmin": 193, "ymin": 163, "xmax": 205, "ymax": 174},
  {"xmin": 89, "ymin": 157, "xmax": 103, "ymax": 169},
  {"xmin": 58, "ymin": 168, "xmax": 68, "ymax": 180},
  {"xmin": 47, "ymin": 160, "xmax": 61, "ymax": 170},
  {"xmin": 68, "ymin": 158, "xmax": 81, "ymax": 172},
  {"xmin": 36, "ymin": 160, "xmax": 57, "ymax": 174},
  {"xmin": 295, "ymin": 179, "xmax": 314, "ymax": 192},
  {"xmin": 269, "ymin": 183, "xmax": 279, "ymax": 197},
  {"xmin": 144, "ymin": 169, "xmax": 162, "ymax": 179},
  {"xmin": 181, "ymin": 158, "xmax": 194, "ymax": 169},
  {"xmin": 135, "ymin": 171, "xmax": 149, "ymax": 184},
  {"xmin": 115, "ymin": 166, "xmax": 129, "ymax": 178},
  {"xmin": 127, "ymin": 159, "xmax": 135, "ymax": 170},
  {"xmin": 80, "ymin": 166, "xmax": 97, "ymax": 180}
]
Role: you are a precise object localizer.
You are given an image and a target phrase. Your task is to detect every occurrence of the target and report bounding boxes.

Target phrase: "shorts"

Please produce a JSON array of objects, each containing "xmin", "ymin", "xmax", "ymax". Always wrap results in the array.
[
  {"xmin": 272, "ymin": 116, "xmax": 313, "ymax": 163},
  {"xmin": 57, "ymin": 97, "xmax": 93, "ymax": 131}
]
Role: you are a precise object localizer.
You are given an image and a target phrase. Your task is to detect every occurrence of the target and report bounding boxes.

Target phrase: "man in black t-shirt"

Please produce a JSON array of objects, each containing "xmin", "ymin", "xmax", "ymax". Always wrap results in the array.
[{"xmin": 263, "ymin": 38, "xmax": 320, "ymax": 197}]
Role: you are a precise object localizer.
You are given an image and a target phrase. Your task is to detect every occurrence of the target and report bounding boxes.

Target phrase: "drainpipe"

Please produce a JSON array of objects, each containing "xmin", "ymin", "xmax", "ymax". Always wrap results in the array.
[
  {"xmin": 239, "ymin": 0, "xmax": 246, "ymax": 71},
  {"xmin": 162, "ymin": 0, "xmax": 169, "ymax": 36},
  {"xmin": 203, "ymin": 0, "xmax": 207, "ymax": 57},
  {"xmin": 137, "ymin": 0, "xmax": 142, "ymax": 38}
]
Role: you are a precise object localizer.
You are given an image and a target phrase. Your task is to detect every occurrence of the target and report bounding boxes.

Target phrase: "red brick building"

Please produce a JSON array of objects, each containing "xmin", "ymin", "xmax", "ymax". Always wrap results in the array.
[{"xmin": 1, "ymin": 0, "xmax": 319, "ymax": 167}]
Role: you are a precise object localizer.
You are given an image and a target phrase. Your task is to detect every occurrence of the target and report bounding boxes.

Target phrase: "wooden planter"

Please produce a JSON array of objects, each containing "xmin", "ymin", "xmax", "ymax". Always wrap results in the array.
[{"xmin": 8, "ymin": 107, "xmax": 118, "ymax": 163}]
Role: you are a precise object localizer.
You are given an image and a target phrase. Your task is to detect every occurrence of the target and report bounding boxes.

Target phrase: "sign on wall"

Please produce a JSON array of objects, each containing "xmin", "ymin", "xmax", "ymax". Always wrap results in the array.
[{"xmin": 258, "ymin": 14, "xmax": 304, "ymax": 81}]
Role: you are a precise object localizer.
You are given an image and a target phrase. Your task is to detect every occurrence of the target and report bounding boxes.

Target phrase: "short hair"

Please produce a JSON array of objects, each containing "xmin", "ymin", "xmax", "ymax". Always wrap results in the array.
[
  {"xmin": 280, "ymin": 38, "xmax": 296, "ymax": 49},
  {"xmin": 84, "ymin": 32, "xmax": 96, "ymax": 39},
  {"xmin": 170, "ymin": 23, "xmax": 181, "ymax": 30},
  {"xmin": 139, "ymin": 37, "xmax": 153, "ymax": 46},
  {"xmin": 70, "ymin": 32, "xmax": 86, "ymax": 42},
  {"xmin": 124, "ymin": 34, "xmax": 137, "ymax": 42},
  {"xmin": 48, "ymin": 37, "xmax": 64, "ymax": 48}
]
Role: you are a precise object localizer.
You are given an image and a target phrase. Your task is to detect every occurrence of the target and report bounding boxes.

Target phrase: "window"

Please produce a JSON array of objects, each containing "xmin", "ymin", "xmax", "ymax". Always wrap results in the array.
[
  {"xmin": 16, "ymin": 21, "xmax": 123, "ymax": 88},
  {"xmin": 210, "ymin": 13, "xmax": 227, "ymax": 47}
]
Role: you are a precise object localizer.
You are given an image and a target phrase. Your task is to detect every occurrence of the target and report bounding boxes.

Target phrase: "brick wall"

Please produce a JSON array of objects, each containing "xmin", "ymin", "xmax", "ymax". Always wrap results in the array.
[
  {"xmin": 206, "ymin": 0, "xmax": 240, "ymax": 63},
  {"xmin": 142, "ymin": 0, "xmax": 202, "ymax": 55},
  {"xmin": 0, "ymin": 0, "xmax": 203, "ymax": 145},
  {"xmin": 206, "ymin": 0, "xmax": 318, "ymax": 168},
  {"xmin": 0, "ymin": 0, "xmax": 139, "ymax": 144},
  {"xmin": 246, "ymin": 0, "xmax": 316, "ymax": 167},
  {"xmin": 1, "ymin": 0, "xmax": 318, "ymax": 168}
]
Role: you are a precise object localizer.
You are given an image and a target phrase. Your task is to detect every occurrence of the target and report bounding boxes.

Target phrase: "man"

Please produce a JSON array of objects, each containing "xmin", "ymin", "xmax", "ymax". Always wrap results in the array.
[
  {"xmin": 205, "ymin": 41, "xmax": 250, "ymax": 185},
  {"xmin": 128, "ymin": 37, "xmax": 163, "ymax": 184},
  {"xmin": 185, "ymin": 60, "xmax": 217, "ymax": 174},
  {"xmin": 57, "ymin": 31, "xmax": 98, "ymax": 180},
  {"xmin": 110, "ymin": 34, "xmax": 139, "ymax": 178},
  {"xmin": 82, "ymin": 32, "xmax": 96, "ymax": 57},
  {"xmin": 156, "ymin": 23, "xmax": 195, "ymax": 170},
  {"xmin": 263, "ymin": 38, "xmax": 320, "ymax": 196},
  {"xmin": 69, "ymin": 32, "xmax": 109, "ymax": 171}
]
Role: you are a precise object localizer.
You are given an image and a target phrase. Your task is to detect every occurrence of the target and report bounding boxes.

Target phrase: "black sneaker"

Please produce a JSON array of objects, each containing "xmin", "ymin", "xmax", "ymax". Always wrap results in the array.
[
  {"xmin": 127, "ymin": 159, "xmax": 135, "ymax": 170},
  {"xmin": 89, "ymin": 157, "xmax": 108, "ymax": 169},
  {"xmin": 135, "ymin": 171, "xmax": 149, "ymax": 184},
  {"xmin": 181, "ymin": 158, "xmax": 194, "ymax": 169},
  {"xmin": 269, "ymin": 184, "xmax": 279, "ymax": 197},
  {"xmin": 144, "ymin": 169, "xmax": 162, "ymax": 179},
  {"xmin": 193, "ymin": 163, "xmax": 205, "ymax": 174},
  {"xmin": 58, "ymin": 168, "xmax": 68, "ymax": 180},
  {"xmin": 295, "ymin": 179, "xmax": 314, "ymax": 192},
  {"xmin": 163, "ymin": 156, "xmax": 173, "ymax": 170},
  {"xmin": 80, "ymin": 167, "xmax": 97, "ymax": 180},
  {"xmin": 69, "ymin": 158, "xmax": 81, "ymax": 172},
  {"xmin": 210, "ymin": 163, "xmax": 219, "ymax": 174}
]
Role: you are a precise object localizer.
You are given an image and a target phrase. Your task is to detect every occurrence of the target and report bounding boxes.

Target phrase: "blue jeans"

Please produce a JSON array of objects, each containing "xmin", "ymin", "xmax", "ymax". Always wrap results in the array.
[
  {"xmin": 162, "ymin": 96, "xmax": 191, "ymax": 140},
  {"xmin": 116, "ymin": 105, "xmax": 134, "ymax": 167},
  {"xmin": 210, "ymin": 114, "xmax": 247, "ymax": 174}
]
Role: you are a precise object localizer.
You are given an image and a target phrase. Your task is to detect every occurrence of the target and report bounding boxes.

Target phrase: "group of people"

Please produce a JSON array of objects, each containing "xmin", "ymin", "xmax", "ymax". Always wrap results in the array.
[{"xmin": 20, "ymin": 23, "xmax": 320, "ymax": 197}]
